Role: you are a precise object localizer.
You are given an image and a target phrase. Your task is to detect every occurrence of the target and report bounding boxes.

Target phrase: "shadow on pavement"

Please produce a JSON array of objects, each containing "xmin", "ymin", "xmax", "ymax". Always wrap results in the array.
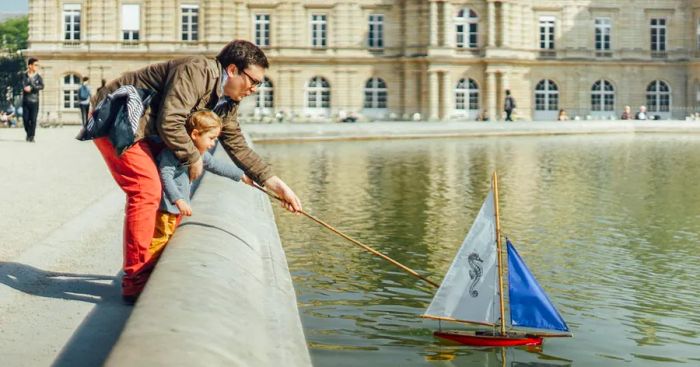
[
  {"xmin": 0, "ymin": 261, "xmax": 116, "ymax": 302},
  {"xmin": 0, "ymin": 262, "xmax": 133, "ymax": 367}
]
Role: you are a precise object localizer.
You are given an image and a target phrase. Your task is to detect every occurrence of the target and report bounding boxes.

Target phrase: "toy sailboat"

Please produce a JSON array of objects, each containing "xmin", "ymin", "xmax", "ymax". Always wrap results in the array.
[{"xmin": 422, "ymin": 172, "xmax": 572, "ymax": 347}]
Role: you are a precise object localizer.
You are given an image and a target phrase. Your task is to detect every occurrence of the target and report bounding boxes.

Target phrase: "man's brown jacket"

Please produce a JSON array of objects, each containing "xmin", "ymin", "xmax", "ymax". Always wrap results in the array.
[{"xmin": 92, "ymin": 56, "xmax": 272, "ymax": 183}]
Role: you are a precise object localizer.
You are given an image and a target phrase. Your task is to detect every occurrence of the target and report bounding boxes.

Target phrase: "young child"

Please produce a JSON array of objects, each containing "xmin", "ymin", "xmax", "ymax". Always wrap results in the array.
[{"xmin": 149, "ymin": 110, "xmax": 252, "ymax": 259}]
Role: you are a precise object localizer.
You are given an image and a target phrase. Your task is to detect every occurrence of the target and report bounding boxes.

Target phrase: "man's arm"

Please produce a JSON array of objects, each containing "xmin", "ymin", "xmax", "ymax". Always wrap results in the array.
[
  {"xmin": 218, "ymin": 109, "xmax": 272, "ymax": 184},
  {"xmin": 155, "ymin": 62, "xmax": 208, "ymax": 171},
  {"xmin": 219, "ymin": 111, "xmax": 302, "ymax": 212},
  {"xmin": 21, "ymin": 74, "xmax": 30, "ymax": 93},
  {"xmin": 34, "ymin": 75, "xmax": 44, "ymax": 91}
]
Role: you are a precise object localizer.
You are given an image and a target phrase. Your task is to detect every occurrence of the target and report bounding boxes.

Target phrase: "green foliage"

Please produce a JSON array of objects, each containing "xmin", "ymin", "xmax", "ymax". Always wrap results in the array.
[
  {"xmin": 0, "ymin": 55, "xmax": 24, "ymax": 108},
  {"xmin": 0, "ymin": 16, "xmax": 28, "ymax": 108},
  {"xmin": 0, "ymin": 16, "xmax": 28, "ymax": 53}
]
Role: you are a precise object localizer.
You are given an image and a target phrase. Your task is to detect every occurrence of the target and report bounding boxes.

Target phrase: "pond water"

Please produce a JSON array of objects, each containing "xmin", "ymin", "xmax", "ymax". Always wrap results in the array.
[{"xmin": 258, "ymin": 134, "xmax": 700, "ymax": 366}]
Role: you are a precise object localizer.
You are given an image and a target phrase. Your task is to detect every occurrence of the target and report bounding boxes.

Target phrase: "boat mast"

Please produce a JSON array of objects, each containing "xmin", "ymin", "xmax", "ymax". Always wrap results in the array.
[{"xmin": 492, "ymin": 171, "xmax": 507, "ymax": 336}]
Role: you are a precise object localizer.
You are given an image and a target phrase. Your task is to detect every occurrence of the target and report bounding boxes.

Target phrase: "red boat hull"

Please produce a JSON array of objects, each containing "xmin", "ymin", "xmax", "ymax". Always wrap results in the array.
[{"xmin": 434, "ymin": 330, "xmax": 543, "ymax": 347}]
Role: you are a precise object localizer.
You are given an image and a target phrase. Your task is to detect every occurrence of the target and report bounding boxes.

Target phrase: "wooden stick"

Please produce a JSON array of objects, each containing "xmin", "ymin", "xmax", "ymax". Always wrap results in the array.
[
  {"xmin": 251, "ymin": 183, "xmax": 440, "ymax": 289},
  {"xmin": 493, "ymin": 171, "xmax": 507, "ymax": 336}
]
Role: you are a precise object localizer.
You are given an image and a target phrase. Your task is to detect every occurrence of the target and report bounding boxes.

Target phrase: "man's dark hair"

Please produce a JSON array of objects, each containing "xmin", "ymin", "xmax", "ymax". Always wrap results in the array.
[
  {"xmin": 217, "ymin": 40, "xmax": 269, "ymax": 72},
  {"xmin": 27, "ymin": 57, "xmax": 38, "ymax": 66},
  {"xmin": 82, "ymin": 76, "xmax": 89, "ymax": 82},
  {"xmin": 506, "ymin": 89, "xmax": 511, "ymax": 95}
]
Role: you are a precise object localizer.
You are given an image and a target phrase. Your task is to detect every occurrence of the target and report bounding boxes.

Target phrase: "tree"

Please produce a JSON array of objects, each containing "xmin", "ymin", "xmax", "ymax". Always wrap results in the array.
[
  {"xmin": 0, "ymin": 56, "xmax": 24, "ymax": 108},
  {"xmin": 0, "ymin": 16, "xmax": 28, "ymax": 53},
  {"xmin": 0, "ymin": 16, "xmax": 28, "ymax": 109}
]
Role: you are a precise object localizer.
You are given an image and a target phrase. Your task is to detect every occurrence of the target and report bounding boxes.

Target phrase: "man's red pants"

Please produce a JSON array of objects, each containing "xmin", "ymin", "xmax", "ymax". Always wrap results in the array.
[{"xmin": 94, "ymin": 137, "xmax": 162, "ymax": 297}]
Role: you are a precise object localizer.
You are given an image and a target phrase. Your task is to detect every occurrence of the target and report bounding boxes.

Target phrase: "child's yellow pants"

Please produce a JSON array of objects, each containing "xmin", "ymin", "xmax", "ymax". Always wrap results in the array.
[{"xmin": 150, "ymin": 211, "xmax": 181, "ymax": 258}]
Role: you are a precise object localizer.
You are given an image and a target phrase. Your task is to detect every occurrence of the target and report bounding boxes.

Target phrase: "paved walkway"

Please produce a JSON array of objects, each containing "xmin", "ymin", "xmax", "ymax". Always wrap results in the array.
[{"xmin": 0, "ymin": 127, "xmax": 130, "ymax": 367}]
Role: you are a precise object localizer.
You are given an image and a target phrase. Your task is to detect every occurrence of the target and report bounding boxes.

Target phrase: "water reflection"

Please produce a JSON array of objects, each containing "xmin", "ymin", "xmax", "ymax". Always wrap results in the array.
[{"xmin": 258, "ymin": 134, "xmax": 700, "ymax": 366}]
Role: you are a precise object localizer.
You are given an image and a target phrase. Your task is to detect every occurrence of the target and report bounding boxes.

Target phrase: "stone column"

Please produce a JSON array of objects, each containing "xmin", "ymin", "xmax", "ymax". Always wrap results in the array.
[
  {"xmin": 346, "ymin": 71, "xmax": 356, "ymax": 113},
  {"xmin": 502, "ymin": 2, "xmax": 510, "ymax": 47},
  {"xmin": 400, "ymin": 65, "xmax": 407, "ymax": 117},
  {"xmin": 288, "ymin": 70, "xmax": 298, "ymax": 119},
  {"xmin": 488, "ymin": 1, "xmax": 496, "ymax": 47},
  {"xmin": 415, "ymin": 67, "xmax": 424, "ymax": 118},
  {"xmin": 442, "ymin": 71, "xmax": 452, "ymax": 120},
  {"xmin": 429, "ymin": 70, "xmax": 439, "ymax": 120},
  {"xmin": 430, "ymin": 1, "xmax": 438, "ymax": 47},
  {"xmin": 443, "ymin": 2, "xmax": 452, "ymax": 47},
  {"xmin": 487, "ymin": 71, "xmax": 497, "ymax": 121},
  {"xmin": 87, "ymin": 65, "xmax": 99, "ymax": 90},
  {"xmin": 332, "ymin": 69, "xmax": 343, "ymax": 116}
]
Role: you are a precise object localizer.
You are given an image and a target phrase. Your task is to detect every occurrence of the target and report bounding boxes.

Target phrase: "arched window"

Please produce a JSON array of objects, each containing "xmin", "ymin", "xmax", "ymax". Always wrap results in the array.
[
  {"xmin": 455, "ymin": 8, "xmax": 479, "ymax": 48},
  {"xmin": 363, "ymin": 78, "xmax": 387, "ymax": 109},
  {"xmin": 255, "ymin": 77, "xmax": 273, "ymax": 109},
  {"xmin": 534, "ymin": 80, "xmax": 558, "ymax": 111},
  {"xmin": 306, "ymin": 76, "xmax": 330, "ymax": 109},
  {"xmin": 455, "ymin": 78, "xmax": 479, "ymax": 111},
  {"xmin": 63, "ymin": 74, "xmax": 81, "ymax": 109},
  {"xmin": 591, "ymin": 80, "xmax": 615, "ymax": 111},
  {"xmin": 646, "ymin": 80, "xmax": 671, "ymax": 112}
]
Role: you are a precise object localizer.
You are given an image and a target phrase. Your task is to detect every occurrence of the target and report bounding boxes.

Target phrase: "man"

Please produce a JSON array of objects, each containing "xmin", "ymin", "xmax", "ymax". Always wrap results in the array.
[
  {"xmin": 635, "ymin": 105, "xmax": 648, "ymax": 120},
  {"xmin": 78, "ymin": 77, "xmax": 91, "ymax": 126},
  {"xmin": 621, "ymin": 105, "xmax": 632, "ymax": 120},
  {"xmin": 96, "ymin": 78, "xmax": 107, "ymax": 95},
  {"xmin": 21, "ymin": 58, "xmax": 44, "ymax": 142},
  {"xmin": 504, "ymin": 89, "xmax": 516, "ymax": 122},
  {"xmin": 91, "ymin": 40, "xmax": 302, "ymax": 302}
]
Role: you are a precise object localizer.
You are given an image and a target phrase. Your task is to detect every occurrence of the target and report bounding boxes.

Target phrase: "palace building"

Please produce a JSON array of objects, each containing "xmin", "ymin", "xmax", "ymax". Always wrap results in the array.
[{"xmin": 25, "ymin": 0, "xmax": 700, "ymax": 123}]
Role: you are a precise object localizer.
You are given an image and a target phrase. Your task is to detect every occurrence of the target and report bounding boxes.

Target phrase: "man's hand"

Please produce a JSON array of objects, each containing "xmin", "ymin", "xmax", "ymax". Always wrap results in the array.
[
  {"xmin": 175, "ymin": 199, "xmax": 192, "ymax": 216},
  {"xmin": 23, "ymin": 86, "xmax": 31, "ymax": 93},
  {"xmin": 188, "ymin": 156, "xmax": 203, "ymax": 182},
  {"xmin": 264, "ymin": 175, "xmax": 302, "ymax": 213}
]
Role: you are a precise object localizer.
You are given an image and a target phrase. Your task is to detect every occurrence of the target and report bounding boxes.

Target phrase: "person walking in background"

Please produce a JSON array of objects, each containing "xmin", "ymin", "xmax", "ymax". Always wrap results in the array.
[
  {"xmin": 476, "ymin": 110, "xmax": 489, "ymax": 121},
  {"xmin": 635, "ymin": 105, "xmax": 648, "ymax": 120},
  {"xmin": 78, "ymin": 77, "xmax": 91, "ymax": 126},
  {"xmin": 621, "ymin": 105, "xmax": 632, "ymax": 120},
  {"xmin": 96, "ymin": 78, "xmax": 107, "ymax": 95},
  {"xmin": 557, "ymin": 109, "xmax": 569, "ymax": 121},
  {"xmin": 89, "ymin": 39, "xmax": 302, "ymax": 303},
  {"xmin": 504, "ymin": 89, "xmax": 516, "ymax": 122},
  {"xmin": 4, "ymin": 104, "xmax": 17, "ymax": 127},
  {"xmin": 21, "ymin": 57, "xmax": 44, "ymax": 142}
]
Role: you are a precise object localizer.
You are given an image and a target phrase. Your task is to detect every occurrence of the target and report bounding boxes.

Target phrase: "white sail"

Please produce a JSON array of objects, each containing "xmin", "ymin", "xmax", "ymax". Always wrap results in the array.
[{"xmin": 424, "ymin": 190, "xmax": 499, "ymax": 325}]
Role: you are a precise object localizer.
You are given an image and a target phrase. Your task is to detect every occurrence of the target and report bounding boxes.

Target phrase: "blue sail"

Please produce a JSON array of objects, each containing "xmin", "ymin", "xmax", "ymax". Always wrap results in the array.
[{"xmin": 507, "ymin": 240, "xmax": 569, "ymax": 332}]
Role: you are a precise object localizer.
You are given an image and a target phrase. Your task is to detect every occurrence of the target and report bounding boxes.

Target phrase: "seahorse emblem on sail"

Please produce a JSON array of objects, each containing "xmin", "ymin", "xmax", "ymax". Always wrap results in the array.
[{"xmin": 467, "ymin": 253, "xmax": 484, "ymax": 297}]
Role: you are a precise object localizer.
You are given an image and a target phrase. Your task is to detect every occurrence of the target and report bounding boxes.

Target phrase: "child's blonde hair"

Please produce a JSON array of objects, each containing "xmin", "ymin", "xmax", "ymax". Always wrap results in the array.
[{"xmin": 186, "ymin": 110, "xmax": 222, "ymax": 134}]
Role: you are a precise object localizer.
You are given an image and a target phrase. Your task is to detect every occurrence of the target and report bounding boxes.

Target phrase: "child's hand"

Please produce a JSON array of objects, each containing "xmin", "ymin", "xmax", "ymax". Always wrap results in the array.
[
  {"xmin": 175, "ymin": 199, "xmax": 192, "ymax": 216},
  {"xmin": 242, "ymin": 174, "xmax": 254, "ymax": 187}
]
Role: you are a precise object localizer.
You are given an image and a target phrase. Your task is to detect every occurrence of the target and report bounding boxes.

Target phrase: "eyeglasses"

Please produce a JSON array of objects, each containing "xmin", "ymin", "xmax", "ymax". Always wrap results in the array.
[{"xmin": 240, "ymin": 69, "xmax": 262, "ymax": 88}]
